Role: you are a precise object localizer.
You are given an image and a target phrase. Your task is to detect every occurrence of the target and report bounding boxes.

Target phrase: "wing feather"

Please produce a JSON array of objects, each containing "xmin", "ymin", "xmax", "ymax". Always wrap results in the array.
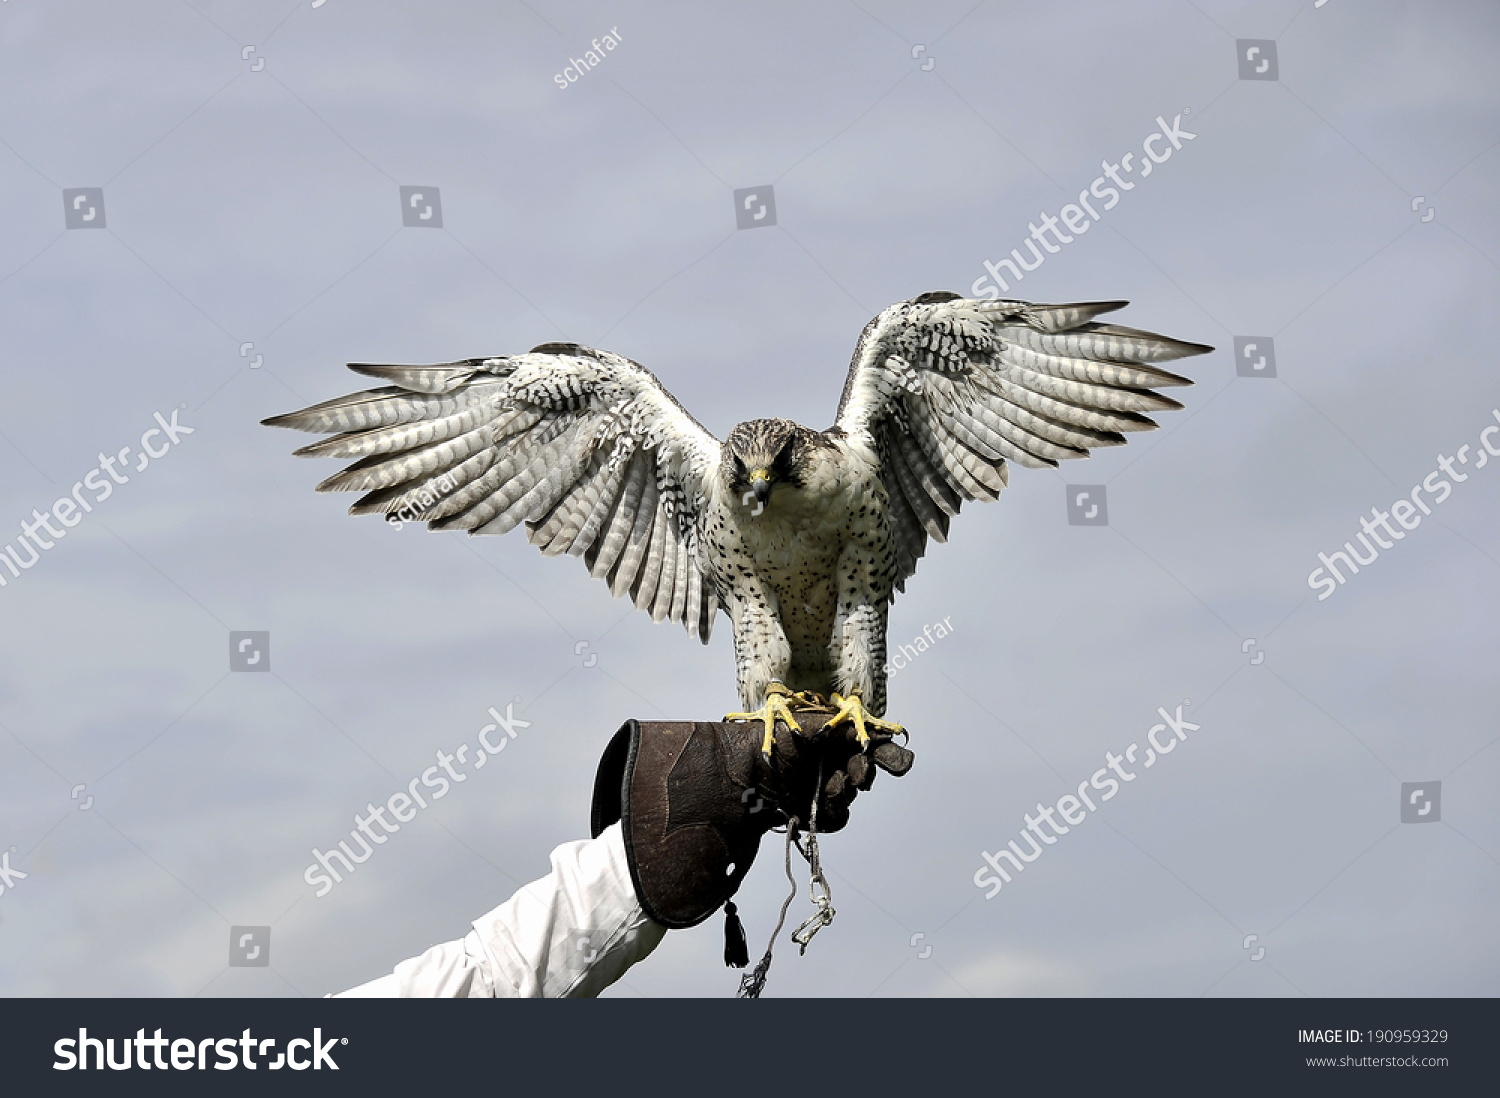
[
  {"xmin": 994, "ymin": 359, "xmax": 1184, "ymax": 415},
  {"xmin": 837, "ymin": 295, "xmax": 1210, "ymax": 585},
  {"xmin": 538, "ymin": 443, "xmax": 632, "ymax": 557},
  {"xmin": 349, "ymin": 446, "xmax": 496, "ymax": 517},
  {"xmin": 630, "ymin": 492, "xmax": 669, "ymax": 614},
  {"xmin": 264, "ymin": 348, "xmax": 722, "ymax": 640},
  {"xmin": 646, "ymin": 505, "xmax": 678, "ymax": 622},
  {"xmin": 609, "ymin": 464, "xmax": 660, "ymax": 599},
  {"xmin": 261, "ymin": 384, "xmax": 477, "ymax": 434},
  {"xmin": 314, "ymin": 420, "xmax": 498, "ymax": 494},
  {"xmin": 589, "ymin": 452, "xmax": 648, "ymax": 581},
  {"xmin": 883, "ymin": 432, "xmax": 951, "ymax": 541}
]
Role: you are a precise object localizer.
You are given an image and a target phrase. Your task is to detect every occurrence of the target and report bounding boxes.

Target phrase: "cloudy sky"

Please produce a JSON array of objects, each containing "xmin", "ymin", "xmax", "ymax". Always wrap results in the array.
[{"xmin": 0, "ymin": 0, "xmax": 1496, "ymax": 999}]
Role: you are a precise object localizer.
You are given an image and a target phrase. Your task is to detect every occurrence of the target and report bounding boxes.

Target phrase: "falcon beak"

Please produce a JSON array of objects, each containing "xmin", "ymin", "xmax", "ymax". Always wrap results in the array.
[{"xmin": 750, "ymin": 469, "xmax": 773, "ymax": 505}]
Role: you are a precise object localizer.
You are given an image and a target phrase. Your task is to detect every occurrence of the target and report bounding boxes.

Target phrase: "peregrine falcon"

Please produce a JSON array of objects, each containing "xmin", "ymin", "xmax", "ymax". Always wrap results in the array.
[{"xmin": 263, "ymin": 294, "xmax": 1210, "ymax": 757}]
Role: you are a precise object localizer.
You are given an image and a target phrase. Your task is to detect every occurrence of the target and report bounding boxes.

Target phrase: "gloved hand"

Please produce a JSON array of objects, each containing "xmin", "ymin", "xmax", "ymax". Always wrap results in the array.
[
  {"xmin": 750, "ymin": 710, "xmax": 914, "ymax": 834},
  {"xmin": 590, "ymin": 715, "xmax": 914, "ymax": 937}
]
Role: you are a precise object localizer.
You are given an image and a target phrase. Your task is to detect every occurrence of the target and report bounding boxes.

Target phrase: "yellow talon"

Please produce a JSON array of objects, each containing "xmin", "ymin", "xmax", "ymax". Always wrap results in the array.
[
  {"xmin": 825, "ymin": 692, "xmax": 904, "ymax": 751},
  {"xmin": 725, "ymin": 682, "xmax": 804, "ymax": 761}
]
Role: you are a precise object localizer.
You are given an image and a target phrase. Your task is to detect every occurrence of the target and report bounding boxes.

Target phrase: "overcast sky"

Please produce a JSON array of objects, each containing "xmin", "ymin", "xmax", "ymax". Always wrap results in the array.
[{"xmin": 0, "ymin": 0, "xmax": 1496, "ymax": 999}]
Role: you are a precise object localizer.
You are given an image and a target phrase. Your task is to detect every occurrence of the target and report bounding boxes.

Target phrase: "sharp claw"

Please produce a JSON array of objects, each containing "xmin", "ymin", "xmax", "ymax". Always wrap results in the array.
[
  {"xmin": 726, "ymin": 683, "xmax": 804, "ymax": 760},
  {"xmin": 823, "ymin": 692, "xmax": 901, "ymax": 752}
]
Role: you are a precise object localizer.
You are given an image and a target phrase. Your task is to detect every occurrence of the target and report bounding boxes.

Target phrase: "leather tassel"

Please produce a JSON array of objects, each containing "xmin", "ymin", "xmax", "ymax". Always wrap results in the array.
[{"xmin": 723, "ymin": 901, "xmax": 749, "ymax": 968}]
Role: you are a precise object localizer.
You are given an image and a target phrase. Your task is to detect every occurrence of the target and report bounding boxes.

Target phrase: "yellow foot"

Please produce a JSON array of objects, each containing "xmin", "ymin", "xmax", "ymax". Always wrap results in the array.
[
  {"xmin": 825, "ymin": 692, "xmax": 904, "ymax": 751},
  {"xmin": 783, "ymin": 690, "xmax": 828, "ymax": 709},
  {"xmin": 725, "ymin": 683, "xmax": 804, "ymax": 761}
]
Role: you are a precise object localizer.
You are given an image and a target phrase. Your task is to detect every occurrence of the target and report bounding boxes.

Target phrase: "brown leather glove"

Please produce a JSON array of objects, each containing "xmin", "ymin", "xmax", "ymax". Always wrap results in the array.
[{"xmin": 590, "ymin": 714, "xmax": 913, "ymax": 946}]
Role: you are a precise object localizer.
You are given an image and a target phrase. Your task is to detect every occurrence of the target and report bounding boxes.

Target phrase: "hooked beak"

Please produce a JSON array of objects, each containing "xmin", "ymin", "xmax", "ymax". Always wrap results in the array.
[{"xmin": 750, "ymin": 469, "xmax": 773, "ymax": 505}]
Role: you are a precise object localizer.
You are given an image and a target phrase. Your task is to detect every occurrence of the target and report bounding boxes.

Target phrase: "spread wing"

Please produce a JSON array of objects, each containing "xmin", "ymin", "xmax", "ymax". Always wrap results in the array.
[
  {"xmin": 262, "ymin": 344, "xmax": 722, "ymax": 641},
  {"xmin": 834, "ymin": 294, "xmax": 1212, "ymax": 587}
]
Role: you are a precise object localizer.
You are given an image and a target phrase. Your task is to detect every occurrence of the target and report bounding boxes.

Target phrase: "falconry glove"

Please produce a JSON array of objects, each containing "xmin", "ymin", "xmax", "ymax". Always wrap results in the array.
[{"xmin": 589, "ymin": 714, "xmax": 913, "ymax": 963}]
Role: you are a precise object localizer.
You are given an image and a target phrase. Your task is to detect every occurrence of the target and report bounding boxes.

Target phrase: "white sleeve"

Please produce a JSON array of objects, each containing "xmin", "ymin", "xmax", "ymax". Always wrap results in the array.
[{"xmin": 332, "ymin": 822, "xmax": 666, "ymax": 998}]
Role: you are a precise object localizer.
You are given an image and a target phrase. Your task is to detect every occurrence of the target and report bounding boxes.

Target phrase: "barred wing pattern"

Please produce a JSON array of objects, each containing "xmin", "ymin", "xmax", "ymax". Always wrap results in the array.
[
  {"xmin": 835, "ymin": 295, "xmax": 1212, "ymax": 587},
  {"xmin": 263, "ymin": 345, "xmax": 723, "ymax": 641}
]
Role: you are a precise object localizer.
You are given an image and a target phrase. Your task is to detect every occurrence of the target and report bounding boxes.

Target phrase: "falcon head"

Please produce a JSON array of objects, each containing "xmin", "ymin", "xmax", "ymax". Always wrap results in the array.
[{"xmin": 723, "ymin": 418, "xmax": 829, "ymax": 506}]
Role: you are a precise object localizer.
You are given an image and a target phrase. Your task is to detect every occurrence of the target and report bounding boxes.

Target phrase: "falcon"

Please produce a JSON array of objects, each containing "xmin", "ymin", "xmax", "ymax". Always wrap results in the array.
[{"xmin": 263, "ymin": 294, "xmax": 1210, "ymax": 758}]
